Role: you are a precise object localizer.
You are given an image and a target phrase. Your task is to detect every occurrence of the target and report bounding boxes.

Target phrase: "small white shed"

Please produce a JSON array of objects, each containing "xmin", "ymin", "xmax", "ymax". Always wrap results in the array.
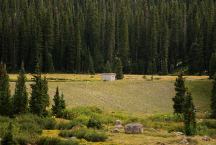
[{"xmin": 101, "ymin": 73, "xmax": 116, "ymax": 81}]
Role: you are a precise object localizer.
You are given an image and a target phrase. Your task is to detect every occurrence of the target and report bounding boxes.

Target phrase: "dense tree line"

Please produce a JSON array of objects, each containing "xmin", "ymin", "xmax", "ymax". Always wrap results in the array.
[{"xmin": 0, "ymin": 0, "xmax": 216, "ymax": 75}]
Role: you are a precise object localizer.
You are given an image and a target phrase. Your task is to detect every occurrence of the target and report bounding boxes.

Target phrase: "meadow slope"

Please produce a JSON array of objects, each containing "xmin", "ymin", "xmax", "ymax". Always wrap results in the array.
[{"xmin": 9, "ymin": 74, "xmax": 212, "ymax": 114}]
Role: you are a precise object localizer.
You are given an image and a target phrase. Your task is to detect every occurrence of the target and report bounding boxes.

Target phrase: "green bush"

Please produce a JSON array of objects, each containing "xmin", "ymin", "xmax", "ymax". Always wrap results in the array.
[
  {"xmin": 59, "ymin": 128, "xmax": 108, "ymax": 142},
  {"xmin": 58, "ymin": 130, "xmax": 74, "ymax": 138},
  {"xmin": 87, "ymin": 117, "xmax": 102, "ymax": 129},
  {"xmin": 19, "ymin": 121, "xmax": 42, "ymax": 135},
  {"xmin": 84, "ymin": 130, "xmax": 107, "ymax": 142},
  {"xmin": 15, "ymin": 136, "xmax": 28, "ymax": 145},
  {"xmin": 36, "ymin": 137, "xmax": 79, "ymax": 145},
  {"xmin": 201, "ymin": 120, "xmax": 216, "ymax": 129},
  {"xmin": 43, "ymin": 118, "xmax": 57, "ymax": 130}
]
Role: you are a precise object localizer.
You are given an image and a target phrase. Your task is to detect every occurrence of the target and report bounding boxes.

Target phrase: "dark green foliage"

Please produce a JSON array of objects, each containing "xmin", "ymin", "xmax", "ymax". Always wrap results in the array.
[
  {"xmin": 189, "ymin": 42, "xmax": 204, "ymax": 75},
  {"xmin": 173, "ymin": 73, "xmax": 186, "ymax": 114},
  {"xmin": 211, "ymin": 76, "xmax": 216, "ymax": 118},
  {"xmin": 114, "ymin": 57, "xmax": 124, "ymax": 80},
  {"xmin": 52, "ymin": 87, "xmax": 66, "ymax": 117},
  {"xmin": 1, "ymin": 123, "xmax": 17, "ymax": 145},
  {"xmin": 29, "ymin": 66, "xmax": 49, "ymax": 116},
  {"xmin": 0, "ymin": 0, "xmax": 215, "ymax": 74},
  {"xmin": 59, "ymin": 128, "xmax": 108, "ymax": 142},
  {"xmin": 0, "ymin": 63, "xmax": 12, "ymax": 116},
  {"xmin": 104, "ymin": 61, "xmax": 112, "ymax": 73},
  {"xmin": 36, "ymin": 137, "xmax": 79, "ymax": 145},
  {"xmin": 13, "ymin": 63, "xmax": 28, "ymax": 114},
  {"xmin": 209, "ymin": 53, "xmax": 216, "ymax": 79},
  {"xmin": 87, "ymin": 117, "xmax": 102, "ymax": 129},
  {"xmin": 183, "ymin": 92, "xmax": 196, "ymax": 136},
  {"xmin": 88, "ymin": 52, "xmax": 95, "ymax": 75}
]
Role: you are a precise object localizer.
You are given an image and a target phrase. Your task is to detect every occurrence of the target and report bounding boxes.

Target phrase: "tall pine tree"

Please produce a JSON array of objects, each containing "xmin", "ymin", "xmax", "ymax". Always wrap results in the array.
[
  {"xmin": 184, "ymin": 92, "xmax": 196, "ymax": 136},
  {"xmin": 173, "ymin": 73, "xmax": 186, "ymax": 114},
  {"xmin": 0, "ymin": 63, "xmax": 12, "ymax": 116},
  {"xmin": 29, "ymin": 63, "xmax": 49, "ymax": 116},
  {"xmin": 52, "ymin": 87, "xmax": 66, "ymax": 117},
  {"xmin": 13, "ymin": 62, "xmax": 28, "ymax": 114}
]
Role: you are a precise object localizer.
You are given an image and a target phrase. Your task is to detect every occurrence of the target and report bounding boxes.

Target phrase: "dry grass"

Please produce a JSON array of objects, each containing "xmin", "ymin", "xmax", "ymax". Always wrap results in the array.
[
  {"xmin": 9, "ymin": 74, "xmax": 212, "ymax": 114},
  {"xmin": 42, "ymin": 129, "xmax": 216, "ymax": 145}
]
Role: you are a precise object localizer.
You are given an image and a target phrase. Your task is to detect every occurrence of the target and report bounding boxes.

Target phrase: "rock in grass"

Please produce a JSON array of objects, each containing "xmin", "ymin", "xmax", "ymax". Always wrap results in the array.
[
  {"xmin": 115, "ymin": 120, "xmax": 123, "ymax": 129},
  {"xmin": 124, "ymin": 123, "xmax": 143, "ymax": 134},
  {"xmin": 173, "ymin": 131, "xmax": 184, "ymax": 136},
  {"xmin": 202, "ymin": 136, "xmax": 211, "ymax": 141},
  {"xmin": 112, "ymin": 128, "xmax": 120, "ymax": 133},
  {"xmin": 179, "ymin": 137, "xmax": 189, "ymax": 144}
]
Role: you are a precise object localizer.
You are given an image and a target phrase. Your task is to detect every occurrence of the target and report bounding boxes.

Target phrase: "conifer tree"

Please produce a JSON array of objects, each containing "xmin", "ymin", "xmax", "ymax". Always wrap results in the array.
[
  {"xmin": 1, "ymin": 123, "xmax": 17, "ymax": 145},
  {"xmin": 13, "ymin": 62, "xmax": 28, "ymax": 114},
  {"xmin": 104, "ymin": 61, "xmax": 112, "ymax": 73},
  {"xmin": 173, "ymin": 73, "xmax": 186, "ymax": 114},
  {"xmin": 88, "ymin": 52, "xmax": 95, "ymax": 75},
  {"xmin": 161, "ymin": 23, "xmax": 169, "ymax": 75},
  {"xmin": 184, "ymin": 92, "xmax": 196, "ymax": 136},
  {"xmin": 209, "ymin": 53, "xmax": 216, "ymax": 79},
  {"xmin": 114, "ymin": 57, "xmax": 124, "ymax": 80},
  {"xmin": 29, "ymin": 63, "xmax": 49, "ymax": 116},
  {"xmin": 211, "ymin": 75, "xmax": 216, "ymax": 118},
  {"xmin": 0, "ymin": 63, "xmax": 12, "ymax": 116},
  {"xmin": 52, "ymin": 87, "xmax": 65, "ymax": 117}
]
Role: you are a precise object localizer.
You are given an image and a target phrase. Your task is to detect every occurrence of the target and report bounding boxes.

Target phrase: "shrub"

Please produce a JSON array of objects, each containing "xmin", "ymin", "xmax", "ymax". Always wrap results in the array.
[
  {"xmin": 36, "ymin": 137, "xmax": 79, "ymax": 145},
  {"xmin": 84, "ymin": 130, "xmax": 108, "ymax": 142},
  {"xmin": 201, "ymin": 120, "xmax": 216, "ymax": 129},
  {"xmin": 87, "ymin": 117, "xmax": 102, "ymax": 129},
  {"xmin": 59, "ymin": 128, "xmax": 108, "ymax": 142},
  {"xmin": 15, "ymin": 136, "xmax": 28, "ymax": 145},
  {"xmin": 59, "ymin": 130, "xmax": 74, "ymax": 138},
  {"xmin": 43, "ymin": 118, "xmax": 57, "ymax": 130}
]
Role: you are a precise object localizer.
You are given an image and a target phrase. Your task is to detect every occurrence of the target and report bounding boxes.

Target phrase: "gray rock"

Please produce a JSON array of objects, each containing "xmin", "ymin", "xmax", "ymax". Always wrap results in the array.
[
  {"xmin": 112, "ymin": 128, "xmax": 120, "ymax": 133},
  {"xmin": 124, "ymin": 123, "xmax": 143, "ymax": 134},
  {"xmin": 179, "ymin": 137, "xmax": 189, "ymax": 144},
  {"xmin": 173, "ymin": 131, "xmax": 184, "ymax": 136},
  {"xmin": 202, "ymin": 136, "xmax": 211, "ymax": 141},
  {"xmin": 70, "ymin": 137, "xmax": 77, "ymax": 140},
  {"xmin": 114, "ymin": 120, "xmax": 123, "ymax": 129}
]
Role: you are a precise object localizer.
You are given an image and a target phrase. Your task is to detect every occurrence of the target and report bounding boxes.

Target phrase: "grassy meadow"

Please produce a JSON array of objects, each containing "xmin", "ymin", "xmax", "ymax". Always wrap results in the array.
[
  {"xmin": 9, "ymin": 74, "xmax": 212, "ymax": 114},
  {"xmin": 3, "ymin": 74, "xmax": 215, "ymax": 145}
]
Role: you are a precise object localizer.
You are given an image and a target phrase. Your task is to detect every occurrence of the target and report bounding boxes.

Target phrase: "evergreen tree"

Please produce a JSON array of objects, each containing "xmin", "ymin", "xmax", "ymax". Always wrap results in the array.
[
  {"xmin": 88, "ymin": 52, "xmax": 95, "ymax": 75},
  {"xmin": 119, "ymin": 6, "xmax": 129, "ymax": 71},
  {"xmin": 161, "ymin": 23, "xmax": 169, "ymax": 75},
  {"xmin": 52, "ymin": 87, "xmax": 66, "ymax": 117},
  {"xmin": 104, "ymin": 61, "xmax": 112, "ymax": 73},
  {"xmin": 1, "ymin": 123, "xmax": 17, "ymax": 145},
  {"xmin": 209, "ymin": 53, "xmax": 216, "ymax": 79},
  {"xmin": 173, "ymin": 73, "xmax": 186, "ymax": 114},
  {"xmin": 183, "ymin": 92, "xmax": 196, "ymax": 136},
  {"xmin": 13, "ymin": 62, "xmax": 28, "ymax": 114},
  {"xmin": 211, "ymin": 75, "xmax": 216, "ymax": 118},
  {"xmin": 29, "ymin": 63, "xmax": 49, "ymax": 116},
  {"xmin": 114, "ymin": 57, "xmax": 124, "ymax": 80},
  {"xmin": 189, "ymin": 42, "xmax": 204, "ymax": 75},
  {"xmin": 0, "ymin": 63, "xmax": 12, "ymax": 116}
]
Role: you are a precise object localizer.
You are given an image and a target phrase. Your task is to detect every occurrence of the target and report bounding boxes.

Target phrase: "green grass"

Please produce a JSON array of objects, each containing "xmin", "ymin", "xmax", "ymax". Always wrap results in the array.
[{"xmin": 9, "ymin": 75, "xmax": 212, "ymax": 114}]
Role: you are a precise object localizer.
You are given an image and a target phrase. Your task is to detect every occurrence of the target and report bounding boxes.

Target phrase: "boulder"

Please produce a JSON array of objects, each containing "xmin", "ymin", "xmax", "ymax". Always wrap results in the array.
[
  {"xmin": 124, "ymin": 123, "xmax": 143, "ymax": 134},
  {"xmin": 179, "ymin": 137, "xmax": 189, "ymax": 145},
  {"xmin": 173, "ymin": 131, "xmax": 184, "ymax": 136},
  {"xmin": 115, "ymin": 120, "xmax": 123, "ymax": 129},
  {"xmin": 202, "ymin": 136, "xmax": 211, "ymax": 141},
  {"xmin": 112, "ymin": 128, "xmax": 120, "ymax": 133}
]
